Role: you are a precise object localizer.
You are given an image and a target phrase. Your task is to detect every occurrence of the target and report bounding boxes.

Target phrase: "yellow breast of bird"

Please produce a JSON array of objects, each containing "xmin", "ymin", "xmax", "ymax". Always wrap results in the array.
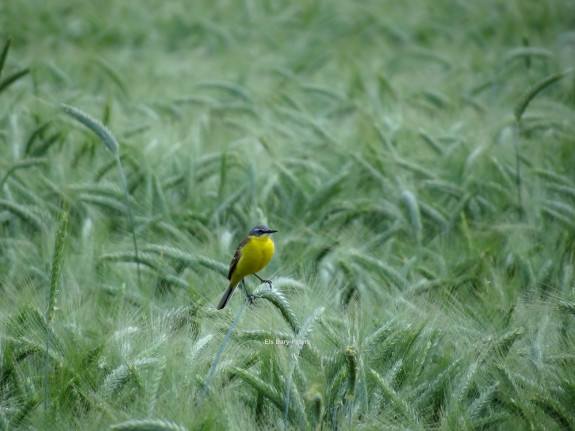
[{"xmin": 236, "ymin": 235, "xmax": 275, "ymax": 278}]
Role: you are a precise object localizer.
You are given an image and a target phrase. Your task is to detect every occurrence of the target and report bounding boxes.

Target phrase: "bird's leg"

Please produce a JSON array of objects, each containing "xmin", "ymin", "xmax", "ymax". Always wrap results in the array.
[
  {"xmin": 242, "ymin": 279, "xmax": 255, "ymax": 305},
  {"xmin": 253, "ymin": 273, "xmax": 273, "ymax": 290}
]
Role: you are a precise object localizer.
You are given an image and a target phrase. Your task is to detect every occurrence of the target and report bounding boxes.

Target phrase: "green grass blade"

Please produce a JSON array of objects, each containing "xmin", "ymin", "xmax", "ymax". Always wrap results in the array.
[
  {"xmin": 513, "ymin": 122, "xmax": 523, "ymax": 217},
  {"xmin": 0, "ymin": 158, "xmax": 47, "ymax": 190},
  {"xmin": 532, "ymin": 396, "xmax": 572, "ymax": 431},
  {"xmin": 557, "ymin": 301, "xmax": 575, "ymax": 315},
  {"xmin": 0, "ymin": 37, "xmax": 11, "ymax": 77},
  {"xmin": 116, "ymin": 154, "xmax": 142, "ymax": 287},
  {"xmin": 400, "ymin": 189, "xmax": 422, "ymax": 245},
  {"xmin": 195, "ymin": 80, "xmax": 253, "ymax": 103},
  {"xmin": 109, "ymin": 419, "xmax": 189, "ymax": 431},
  {"xmin": 0, "ymin": 198, "xmax": 45, "ymax": 231},
  {"xmin": 514, "ymin": 69, "xmax": 573, "ymax": 122},
  {"xmin": 9, "ymin": 396, "xmax": 40, "ymax": 429},
  {"xmin": 504, "ymin": 47, "xmax": 553, "ymax": 65},
  {"xmin": 0, "ymin": 69, "xmax": 29, "ymax": 94},
  {"xmin": 370, "ymin": 368, "xmax": 421, "ymax": 428},
  {"xmin": 0, "ymin": 412, "xmax": 7, "ymax": 431}
]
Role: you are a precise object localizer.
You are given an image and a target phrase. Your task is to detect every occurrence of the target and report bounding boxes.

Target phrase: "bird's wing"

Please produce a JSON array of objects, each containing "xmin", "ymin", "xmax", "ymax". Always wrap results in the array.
[{"xmin": 228, "ymin": 236, "xmax": 249, "ymax": 280}]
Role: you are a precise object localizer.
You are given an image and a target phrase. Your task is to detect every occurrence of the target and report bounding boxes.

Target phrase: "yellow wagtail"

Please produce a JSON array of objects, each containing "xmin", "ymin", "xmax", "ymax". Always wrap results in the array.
[{"xmin": 217, "ymin": 225, "xmax": 278, "ymax": 309}]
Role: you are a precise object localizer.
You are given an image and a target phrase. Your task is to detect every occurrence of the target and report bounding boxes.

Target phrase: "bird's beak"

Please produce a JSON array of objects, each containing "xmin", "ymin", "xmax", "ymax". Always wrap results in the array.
[{"xmin": 267, "ymin": 229, "xmax": 278, "ymax": 234}]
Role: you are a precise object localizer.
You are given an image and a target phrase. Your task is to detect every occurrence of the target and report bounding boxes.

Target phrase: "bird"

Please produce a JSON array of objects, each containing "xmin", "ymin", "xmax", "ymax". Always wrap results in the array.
[{"xmin": 217, "ymin": 225, "xmax": 278, "ymax": 310}]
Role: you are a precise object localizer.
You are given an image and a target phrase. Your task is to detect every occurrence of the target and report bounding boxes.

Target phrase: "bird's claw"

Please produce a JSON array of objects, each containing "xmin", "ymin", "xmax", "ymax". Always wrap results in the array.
[
  {"xmin": 247, "ymin": 294, "xmax": 255, "ymax": 305},
  {"xmin": 254, "ymin": 274, "xmax": 273, "ymax": 290}
]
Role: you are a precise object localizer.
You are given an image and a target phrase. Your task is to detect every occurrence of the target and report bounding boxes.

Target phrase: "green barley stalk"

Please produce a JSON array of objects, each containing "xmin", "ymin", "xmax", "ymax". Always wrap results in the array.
[
  {"xmin": 258, "ymin": 289, "xmax": 300, "ymax": 333},
  {"xmin": 400, "ymin": 189, "xmax": 422, "ymax": 246},
  {"xmin": 143, "ymin": 244, "xmax": 228, "ymax": 276},
  {"xmin": 512, "ymin": 69, "xmax": 574, "ymax": 217},
  {"xmin": 10, "ymin": 397, "xmax": 40, "ymax": 430},
  {"xmin": 513, "ymin": 123, "xmax": 523, "ymax": 218},
  {"xmin": 513, "ymin": 69, "xmax": 573, "ymax": 123},
  {"xmin": 232, "ymin": 367, "xmax": 293, "ymax": 416},
  {"xmin": 0, "ymin": 38, "xmax": 30, "ymax": 95},
  {"xmin": 60, "ymin": 103, "xmax": 142, "ymax": 287},
  {"xmin": 24, "ymin": 121, "xmax": 52, "ymax": 155},
  {"xmin": 0, "ymin": 199, "xmax": 45, "ymax": 231},
  {"xmin": 145, "ymin": 357, "xmax": 167, "ymax": 414},
  {"xmin": 0, "ymin": 158, "xmax": 47, "ymax": 190},
  {"xmin": 101, "ymin": 358, "xmax": 162, "ymax": 398},
  {"xmin": 0, "ymin": 38, "xmax": 11, "ymax": 76},
  {"xmin": 344, "ymin": 345, "xmax": 358, "ymax": 401},
  {"xmin": 370, "ymin": 368, "xmax": 421, "ymax": 427},
  {"xmin": 44, "ymin": 207, "xmax": 69, "ymax": 411},
  {"xmin": 109, "ymin": 419, "xmax": 189, "ymax": 431},
  {"xmin": 284, "ymin": 306, "xmax": 324, "ymax": 431},
  {"xmin": 532, "ymin": 396, "xmax": 572, "ymax": 431},
  {"xmin": 198, "ymin": 298, "xmax": 248, "ymax": 404},
  {"xmin": 557, "ymin": 301, "xmax": 575, "ymax": 315}
]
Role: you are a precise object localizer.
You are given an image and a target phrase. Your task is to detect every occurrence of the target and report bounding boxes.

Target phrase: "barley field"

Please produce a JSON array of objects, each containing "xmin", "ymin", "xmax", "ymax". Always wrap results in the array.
[{"xmin": 1, "ymin": 1, "xmax": 575, "ymax": 430}]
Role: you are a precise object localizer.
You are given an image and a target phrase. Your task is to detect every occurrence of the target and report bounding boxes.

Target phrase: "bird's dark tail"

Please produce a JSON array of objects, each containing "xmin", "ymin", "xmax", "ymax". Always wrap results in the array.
[{"xmin": 217, "ymin": 284, "xmax": 236, "ymax": 310}]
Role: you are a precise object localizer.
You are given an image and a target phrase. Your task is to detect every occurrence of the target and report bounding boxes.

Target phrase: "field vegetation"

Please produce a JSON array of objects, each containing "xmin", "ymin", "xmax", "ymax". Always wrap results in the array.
[{"xmin": 1, "ymin": 1, "xmax": 575, "ymax": 429}]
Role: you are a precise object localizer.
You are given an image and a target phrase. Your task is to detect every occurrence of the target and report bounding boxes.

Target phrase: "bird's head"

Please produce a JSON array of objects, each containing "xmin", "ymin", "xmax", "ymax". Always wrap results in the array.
[{"xmin": 249, "ymin": 225, "xmax": 278, "ymax": 237}]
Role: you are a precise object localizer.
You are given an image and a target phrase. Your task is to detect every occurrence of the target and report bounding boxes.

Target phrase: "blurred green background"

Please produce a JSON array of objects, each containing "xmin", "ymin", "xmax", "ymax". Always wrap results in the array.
[{"xmin": 1, "ymin": 1, "xmax": 575, "ymax": 430}]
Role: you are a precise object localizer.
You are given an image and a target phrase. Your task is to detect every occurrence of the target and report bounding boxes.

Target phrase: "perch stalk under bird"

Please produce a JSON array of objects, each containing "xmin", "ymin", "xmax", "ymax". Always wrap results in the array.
[{"xmin": 217, "ymin": 225, "xmax": 278, "ymax": 310}]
